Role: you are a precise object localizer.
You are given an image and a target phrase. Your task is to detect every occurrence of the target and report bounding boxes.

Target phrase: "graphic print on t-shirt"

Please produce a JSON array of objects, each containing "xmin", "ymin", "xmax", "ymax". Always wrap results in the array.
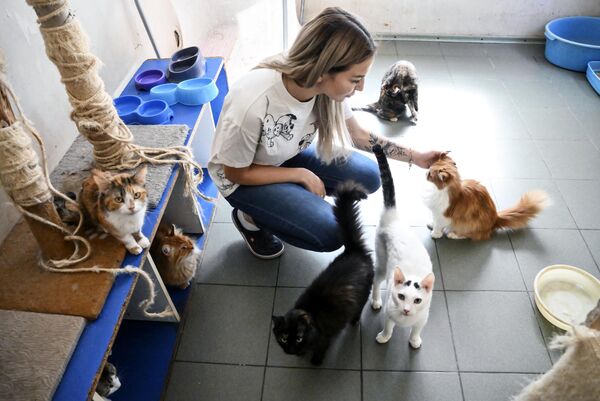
[
  {"xmin": 260, "ymin": 97, "xmax": 297, "ymax": 147},
  {"xmin": 215, "ymin": 168, "xmax": 234, "ymax": 191},
  {"xmin": 298, "ymin": 122, "xmax": 318, "ymax": 152}
]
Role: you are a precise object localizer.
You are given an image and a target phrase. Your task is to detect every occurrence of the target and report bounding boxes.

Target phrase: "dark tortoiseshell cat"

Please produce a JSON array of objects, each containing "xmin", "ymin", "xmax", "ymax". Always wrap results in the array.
[
  {"xmin": 356, "ymin": 60, "xmax": 418, "ymax": 123},
  {"xmin": 272, "ymin": 182, "xmax": 374, "ymax": 365}
]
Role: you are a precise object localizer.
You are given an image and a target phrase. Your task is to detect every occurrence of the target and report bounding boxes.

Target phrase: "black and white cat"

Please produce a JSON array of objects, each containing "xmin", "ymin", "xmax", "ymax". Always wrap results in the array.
[
  {"xmin": 355, "ymin": 60, "xmax": 419, "ymax": 123},
  {"xmin": 272, "ymin": 182, "xmax": 374, "ymax": 365},
  {"xmin": 95, "ymin": 361, "xmax": 121, "ymax": 400},
  {"xmin": 371, "ymin": 144, "xmax": 435, "ymax": 349}
]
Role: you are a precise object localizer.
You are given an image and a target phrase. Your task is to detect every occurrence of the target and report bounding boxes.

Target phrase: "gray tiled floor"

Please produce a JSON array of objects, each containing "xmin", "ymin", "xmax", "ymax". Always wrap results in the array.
[{"xmin": 165, "ymin": 41, "xmax": 600, "ymax": 401}]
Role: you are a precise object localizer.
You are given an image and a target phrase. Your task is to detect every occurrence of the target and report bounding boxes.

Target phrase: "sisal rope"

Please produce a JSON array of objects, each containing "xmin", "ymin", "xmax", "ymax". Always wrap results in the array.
[
  {"xmin": 26, "ymin": 0, "xmax": 214, "ymax": 203},
  {"xmin": 0, "ymin": 69, "xmax": 91, "ymax": 268}
]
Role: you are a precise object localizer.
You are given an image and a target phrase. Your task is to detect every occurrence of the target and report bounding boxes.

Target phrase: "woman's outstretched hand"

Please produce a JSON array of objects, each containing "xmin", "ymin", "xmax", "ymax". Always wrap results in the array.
[
  {"xmin": 297, "ymin": 168, "xmax": 326, "ymax": 198},
  {"xmin": 412, "ymin": 150, "xmax": 450, "ymax": 169}
]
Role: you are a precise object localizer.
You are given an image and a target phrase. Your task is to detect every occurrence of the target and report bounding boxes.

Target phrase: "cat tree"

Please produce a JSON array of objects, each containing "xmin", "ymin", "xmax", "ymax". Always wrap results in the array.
[
  {"xmin": 26, "ymin": 0, "xmax": 207, "ymax": 200},
  {"xmin": 0, "ymin": 54, "xmax": 78, "ymax": 265},
  {"xmin": 26, "ymin": 0, "xmax": 134, "ymax": 169}
]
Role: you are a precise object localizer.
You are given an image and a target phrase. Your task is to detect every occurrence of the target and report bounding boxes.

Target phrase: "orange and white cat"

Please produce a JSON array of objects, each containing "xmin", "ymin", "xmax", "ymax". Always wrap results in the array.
[
  {"xmin": 151, "ymin": 223, "xmax": 200, "ymax": 289},
  {"xmin": 80, "ymin": 167, "xmax": 149, "ymax": 254},
  {"xmin": 424, "ymin": 155, "xmax": 548, "ymax": 240}
]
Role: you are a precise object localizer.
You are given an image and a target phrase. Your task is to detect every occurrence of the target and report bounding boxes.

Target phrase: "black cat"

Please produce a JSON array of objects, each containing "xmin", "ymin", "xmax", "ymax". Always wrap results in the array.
[{"xmin": 272, "ymin": 182, "xmax": 374, "ymax": 365}]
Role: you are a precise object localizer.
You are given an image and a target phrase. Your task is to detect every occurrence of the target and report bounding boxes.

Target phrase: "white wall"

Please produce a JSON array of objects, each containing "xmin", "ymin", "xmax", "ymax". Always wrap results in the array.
[
  {"xmin": 0, "ymin": 0, "xmax": 154, "ymax": 243},
  {"xmin": 303, "ymin": 0, "xmax": 600, "ymax": 39}
]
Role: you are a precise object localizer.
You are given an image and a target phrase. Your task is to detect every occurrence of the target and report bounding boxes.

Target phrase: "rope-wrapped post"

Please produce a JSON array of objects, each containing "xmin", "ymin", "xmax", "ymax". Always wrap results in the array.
[
  {"xmin": 26, "ymin": 0, "xmax": 135, "ymax": 170},
  {"xmin": 0, "ymin": 109, "xmax": 74, "ymax": 262}
]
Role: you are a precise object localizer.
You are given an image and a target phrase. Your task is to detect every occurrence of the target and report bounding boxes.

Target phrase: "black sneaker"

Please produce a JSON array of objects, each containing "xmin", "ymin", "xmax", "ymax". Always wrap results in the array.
[{"xmin": 231, "ymin": 209, "xmax": 284, "ymax": 259}]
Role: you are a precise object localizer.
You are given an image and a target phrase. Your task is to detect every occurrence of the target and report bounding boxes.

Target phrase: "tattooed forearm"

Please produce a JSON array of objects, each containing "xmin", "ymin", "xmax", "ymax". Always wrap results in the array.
[{"xmin": 359, "ymin": 132, "xmax": 410, "ymax": 161}]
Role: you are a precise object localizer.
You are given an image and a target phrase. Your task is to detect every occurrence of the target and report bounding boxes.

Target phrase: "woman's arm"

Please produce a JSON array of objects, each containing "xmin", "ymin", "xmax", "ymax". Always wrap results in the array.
[
  {"xmin": 345, "ymin": 116, "xmax": 445, "ymax": 168},
  {"xmin": 223, "ymin": 164, "xmax": 326, "ymax": 197}
]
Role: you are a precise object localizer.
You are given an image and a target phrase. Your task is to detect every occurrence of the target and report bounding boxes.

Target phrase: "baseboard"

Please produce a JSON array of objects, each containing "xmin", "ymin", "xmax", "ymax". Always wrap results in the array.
[{"xmin": 373, "ymin": 33, "xmax": 545, "ymax": 44}]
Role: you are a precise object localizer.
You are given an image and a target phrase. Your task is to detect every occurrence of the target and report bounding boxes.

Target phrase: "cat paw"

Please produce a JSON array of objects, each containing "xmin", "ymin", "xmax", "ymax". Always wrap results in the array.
[
  {"xmin": 138, "ymin": 235, "xmax": 150, "ymax": 249},
  {"xmin": 389, "ymin": 117, "xmax": 398, "ymax": 122},
  {"xmin": 409, "ymin": 336, "xmax": 422, "ymax": 349},
  {"xmin": 447, "ymin": 232, "xmax": 466, "ymax": 240},
  {"xmin": 371, "ymin": 299, "xmax": 382, "ymax": 310},
  {"xmin": 376, "ymin": 331, "xmax": 391, "ymax": 344},
  {"xmin": 127, "ymin": 245, "xmax": 143, "ymax": 255},
  {"xmin": 431, "ymin": 229, "xmax": 443, "ymax": 239}
]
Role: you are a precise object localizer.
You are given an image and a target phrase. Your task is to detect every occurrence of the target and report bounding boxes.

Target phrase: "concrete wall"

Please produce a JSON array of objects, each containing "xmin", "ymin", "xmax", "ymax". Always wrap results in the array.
[{"xmin": 302, "ymin": 0, "xmax": 600, "ymax": 39}]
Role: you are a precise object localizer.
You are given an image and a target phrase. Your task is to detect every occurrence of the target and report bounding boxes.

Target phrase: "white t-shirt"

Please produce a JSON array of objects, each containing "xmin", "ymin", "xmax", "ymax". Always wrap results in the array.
[{"xmin": 208, "ymin": 68, "xmax": 353, "ymax": 197}]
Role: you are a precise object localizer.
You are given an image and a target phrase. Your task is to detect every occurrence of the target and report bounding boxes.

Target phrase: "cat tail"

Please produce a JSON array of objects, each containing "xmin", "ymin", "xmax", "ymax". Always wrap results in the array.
[
  {"xmin": 333, "ymin": 181, "xmax": 369, "ymax": 254},
  {"xmin": 352, "ymin": 102, "xmax": 378, "ymax": 113},
  {"xmin": 371, "ymin": 144, "xmax": 396, "ymax": 209},
  {"xmin": 494, "ymin": 190, "xmax": 549, "ymax": 230}
]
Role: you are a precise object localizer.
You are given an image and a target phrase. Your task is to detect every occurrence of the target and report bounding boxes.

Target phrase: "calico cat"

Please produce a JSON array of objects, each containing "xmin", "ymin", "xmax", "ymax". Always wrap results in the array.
[
  {"xmin": 355, "ymin": 60, "xmax": 418, "ymax": 123},
  {"xmin": 371, "ymin": 144, "xmax": 435, "ymax": 349},
  {"xmin": 272, "ymin": 182, "xmax": 374, "ymax": 365},
  {"xmin": 95, "ymin": 361, "xmax": 121, "ymax": 400},
  {"xmin": 424, "ymin": 154, "xmax": 548, "ymax": 240},
  {"xmin": 151, "ymin": 223, "xmax": 200, "ymax": 289},
  {"xmin": 80, "ymin": 167, "xmax": 149, "ymax": 254}
]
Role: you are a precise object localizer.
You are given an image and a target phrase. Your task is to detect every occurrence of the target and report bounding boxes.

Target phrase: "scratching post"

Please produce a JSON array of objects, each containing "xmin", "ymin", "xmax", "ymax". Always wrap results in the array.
[
  {"xmin": 26, "ymin": 0, "xmax": 134, "ymax": 169},
  {"xmin": 26, "ymin": 0, "xmax": 211, "ymax": 202},
  {"xmin": 0, "ymin": 59, "xmax": 74, "ymax": 263},
  {"xmin": 512, "ymin": 302, "xmax": 600, "ymax": 401}
]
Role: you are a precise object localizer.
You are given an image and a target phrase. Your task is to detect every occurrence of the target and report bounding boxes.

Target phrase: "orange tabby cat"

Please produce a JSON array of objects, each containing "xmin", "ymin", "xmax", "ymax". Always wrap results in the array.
[
  {"xmin": 424, "ymin": 155, "xmax": 548, "ymax": 240},
  {"xmin": 151, "ymin": 223, "xmax": 199, "ymax": 289},
  {"xmin": 80, "ymin": 167, "xmax": 149, "ymax": 254}
]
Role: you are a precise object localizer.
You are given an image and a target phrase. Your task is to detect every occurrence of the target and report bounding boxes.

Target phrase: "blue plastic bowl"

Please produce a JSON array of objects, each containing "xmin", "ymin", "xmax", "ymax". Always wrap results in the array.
[
  {"xmin": 114, "ymin": 95, "xmax": 142, "ymax": 124},
  {"xmin": 150, "ymin": 83, "xmax": 179, "ymax": 105},
  {"xmin": 137, "ymin": 99, "xmax": 173, "ymax": 124},
  {"xmin": 545, "ymin": 16, "xmax": 600, "ymax": 72},
  {"xmin": 176, "ymin": 78, "xmax": 219, "ymax": 106},
  {"xmin": 135, "ymin": 69, "xmax": 167, "ymax": 91},
  {"xmin": 586, "ymin": 61, "xmax": 600, "ymax": 96},
  {"xmin": 171, "ymin": 46, "xmax": 200, "ymax": 62},
  {"xmin": 167, "ymin": 46, "xmax": 206, "ymax": 83}
]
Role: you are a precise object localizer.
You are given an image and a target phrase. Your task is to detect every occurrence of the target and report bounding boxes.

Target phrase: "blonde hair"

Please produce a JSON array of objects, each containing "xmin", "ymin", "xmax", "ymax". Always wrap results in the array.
[{"xmin": 258, "ymin": 7, "xmax": 376, "ymax": 163}]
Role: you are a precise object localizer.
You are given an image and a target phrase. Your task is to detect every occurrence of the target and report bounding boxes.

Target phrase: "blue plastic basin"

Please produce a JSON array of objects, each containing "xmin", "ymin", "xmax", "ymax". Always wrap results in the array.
[
  {"xmin": 586, "ymin": 61, "xmax": 600, "ymax": 95},
  {"xmin": 545, "ymin": 16, "xmax": 600, "ymax": 72}
]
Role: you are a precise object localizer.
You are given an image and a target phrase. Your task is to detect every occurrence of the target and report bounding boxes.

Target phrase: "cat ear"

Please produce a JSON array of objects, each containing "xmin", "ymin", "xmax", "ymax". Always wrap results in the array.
[
  {"xmin": 420, "ymin": 273, "xmax": 435, "ymax": 293},
  {"xmin": 168, "ymin": 224, "xmax": 176, "ymax": 236},
  {"xmin": 92, "ymin": 170, "xmax": 111, "ymax": 193},
  {"xmin": 299, "ymin": 312, "xmax": 312, "ymax": 325},
  {"xmin": 393, "ymin": 267, "xmax": 406, "ymax": 285},
  {"xmin": 132, "ymin": 166, "xmax": 148, "ymax": 185},
  {"xmin": 272, "ymin": 315, "xmax": 284, "ymax": 328}
]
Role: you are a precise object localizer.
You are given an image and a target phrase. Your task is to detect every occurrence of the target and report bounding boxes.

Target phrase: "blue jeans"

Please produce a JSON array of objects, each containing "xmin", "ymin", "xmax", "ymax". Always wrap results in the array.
[{"xmin": 225, "ymin": 146, "xmax": 381, "ymax": 252}]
